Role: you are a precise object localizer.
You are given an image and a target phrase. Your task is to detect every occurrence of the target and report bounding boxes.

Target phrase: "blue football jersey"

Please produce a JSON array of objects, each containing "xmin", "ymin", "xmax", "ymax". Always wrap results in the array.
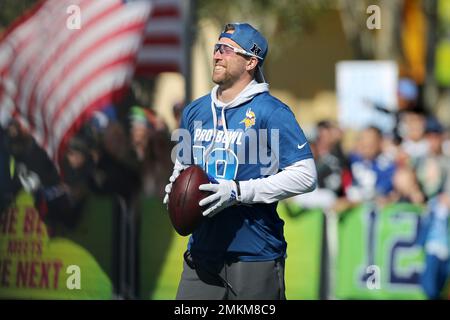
[
  {"xmin": 348, "ymin": 153, "xmax": 396, "ymax": 197},
  {"xmin": 177, "ymin": 91, "xmax": 313, "ymax": 262}
]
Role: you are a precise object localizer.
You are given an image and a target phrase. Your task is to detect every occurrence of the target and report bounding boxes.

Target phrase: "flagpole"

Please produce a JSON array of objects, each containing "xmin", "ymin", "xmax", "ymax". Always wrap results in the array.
[{"xmin": 183, "ymin": 0, "xmax": 196, "ymax": 105}]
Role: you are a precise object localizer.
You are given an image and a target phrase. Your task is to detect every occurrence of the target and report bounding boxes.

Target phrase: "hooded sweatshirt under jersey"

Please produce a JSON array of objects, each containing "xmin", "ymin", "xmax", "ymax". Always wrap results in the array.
[{"xmin": 176, "ymin": 80, "xmax": 316, "ymax": 262}]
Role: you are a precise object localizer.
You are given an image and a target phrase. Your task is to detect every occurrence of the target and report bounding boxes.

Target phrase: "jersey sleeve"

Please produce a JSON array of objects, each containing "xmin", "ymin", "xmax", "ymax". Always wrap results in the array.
[{"xmin": 266, "ymin": 106, "xmax": 313, "ymax": 169}]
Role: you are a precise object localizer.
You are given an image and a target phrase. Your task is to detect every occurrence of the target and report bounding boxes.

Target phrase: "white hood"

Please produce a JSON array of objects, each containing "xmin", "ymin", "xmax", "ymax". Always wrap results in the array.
[
  {"xmin": 210, "ymin": 80, "xmax": 269, "ymax": 109},
  {"xmin": 205, "ymin": 80, "xmax": 269, "ymax": 157}
]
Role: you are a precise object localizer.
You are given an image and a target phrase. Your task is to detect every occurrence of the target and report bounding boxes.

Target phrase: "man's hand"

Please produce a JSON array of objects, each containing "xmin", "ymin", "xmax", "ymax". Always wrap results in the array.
[
  {"xmin": 199, "ymin": 179, "xmax": 239, "ymax": 218},
  {"xmin": 17, "ymin": 164, "xmax": 41, "ymax": 193}
]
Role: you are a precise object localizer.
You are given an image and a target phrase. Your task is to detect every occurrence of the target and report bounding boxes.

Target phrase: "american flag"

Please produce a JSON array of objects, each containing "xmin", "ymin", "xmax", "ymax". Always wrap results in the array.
[
  {"xmin": 0, "ymin": 0, "xmax": 153, "ymax": 163},
  {"xmin": 136, "ymin": 0, "xmax": 184, "ymax": 76}
]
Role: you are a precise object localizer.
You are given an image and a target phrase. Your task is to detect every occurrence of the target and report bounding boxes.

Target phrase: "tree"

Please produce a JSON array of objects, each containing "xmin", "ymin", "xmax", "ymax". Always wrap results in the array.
[
  {"xmin": 0, "ymin": 0, "xmax": 38, "ymax": 32},
  {"xmin": 196, "ymin": 0, "xmax": 332, "ymax": 58}
]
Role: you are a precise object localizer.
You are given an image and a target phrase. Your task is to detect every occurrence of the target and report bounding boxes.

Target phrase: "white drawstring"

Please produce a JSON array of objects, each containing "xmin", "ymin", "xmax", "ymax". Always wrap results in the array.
[
  {"xmin": 205, "ymin": 100, "xmax": 218, "ymax": 158},
  {"xmin": 205, "ymin": 101, "xmax": 231, "ymax": 160},
  {"xmin": 221, "ymin": 105, "xmax": 231, "ymax": 150}
]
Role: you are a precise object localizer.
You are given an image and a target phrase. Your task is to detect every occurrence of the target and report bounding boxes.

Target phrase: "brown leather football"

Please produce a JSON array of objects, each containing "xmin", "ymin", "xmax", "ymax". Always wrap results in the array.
[{"xmin": 168, "ymin": 165, "xmax": 210, "ymax": 236}]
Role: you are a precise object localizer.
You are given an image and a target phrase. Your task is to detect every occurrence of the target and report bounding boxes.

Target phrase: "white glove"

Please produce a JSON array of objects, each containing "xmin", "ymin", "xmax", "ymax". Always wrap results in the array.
[
  {"xmin": 17, "ymin": 165, "xmax": 41, "ymax": 193},
  {"xmin": 163, "ymin": 167, "xmax": 183, "ymax": 205},
  {"xmin": 163, "ymin": 159, "xmax": 189, "ymax": 205},
  {"xmin": 199, "ymin": 179, "xmax": 239, "ymax": 218}
]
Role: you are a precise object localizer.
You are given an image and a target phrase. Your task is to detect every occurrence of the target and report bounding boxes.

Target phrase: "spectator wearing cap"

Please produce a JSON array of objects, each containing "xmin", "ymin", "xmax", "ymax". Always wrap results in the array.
[
  {"xmin": 128, "ymin": 105, "xmax": 172, "ymax": 198},
  {"xmin": 400, "ymin": 110, "xmax": 429, "ymax": 166},
  {"xmin": 314, "ymin": 120, "xmax": 350, "ymax": 197},
  {"xmin": 415, "ymin": 117, "xmax": 450, "ymax": 299},
  {"xmin": 372, "ymin": 77, "xmax": 420, "ymax": 144},
  {"xmin": 129, "ymin": 106, "xmax": 151, "ymax": 161},
  {"xmin": 397, "ymin": 77, "xmax": 419, "ymax": 111}
]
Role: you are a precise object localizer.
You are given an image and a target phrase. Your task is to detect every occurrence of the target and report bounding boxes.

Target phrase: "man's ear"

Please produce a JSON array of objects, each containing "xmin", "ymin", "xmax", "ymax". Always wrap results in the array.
[{"xmin": 246, "ymin": 57, "xmax": 259, "ymax": 72}]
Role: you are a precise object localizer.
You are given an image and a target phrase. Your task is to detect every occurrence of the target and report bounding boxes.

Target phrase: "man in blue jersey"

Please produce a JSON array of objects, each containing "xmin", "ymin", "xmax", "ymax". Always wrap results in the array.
[
  {"xmin": 346, "ymin": 126, "xmax": 397, "ymax": 203},
  {"xmin": 163, "ymin": 23, "xmax": 317, "ymax": 300}
]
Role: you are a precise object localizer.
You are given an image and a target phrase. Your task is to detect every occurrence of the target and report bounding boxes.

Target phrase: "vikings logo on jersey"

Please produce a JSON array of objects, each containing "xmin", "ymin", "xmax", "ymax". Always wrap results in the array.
[{"xmin": 240, "ymin": 108, "xmax": 256, "ymax": 130}]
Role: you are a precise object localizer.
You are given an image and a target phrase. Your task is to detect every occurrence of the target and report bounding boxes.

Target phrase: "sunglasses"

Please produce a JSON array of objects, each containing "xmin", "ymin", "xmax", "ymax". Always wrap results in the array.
[{"xmin": 213, "ymin": 42, "xmax": 260, "ymax": 59}]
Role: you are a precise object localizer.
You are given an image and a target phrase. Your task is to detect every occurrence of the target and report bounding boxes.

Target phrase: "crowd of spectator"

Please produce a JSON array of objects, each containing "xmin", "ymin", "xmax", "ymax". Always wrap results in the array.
[
  {"xmin": 0, "ymin": 101, "xmax": 176, "ymax": 236},
  {"xmin": 291, "ymin": 78, "xmax": 450, "ymax": 299}
]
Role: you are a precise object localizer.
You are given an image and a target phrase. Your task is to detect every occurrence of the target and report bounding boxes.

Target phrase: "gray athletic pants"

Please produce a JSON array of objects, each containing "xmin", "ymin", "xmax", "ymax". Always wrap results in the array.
[{"xmin": 176, "ymin": 251, "xmax": 286, "ymax": 300}]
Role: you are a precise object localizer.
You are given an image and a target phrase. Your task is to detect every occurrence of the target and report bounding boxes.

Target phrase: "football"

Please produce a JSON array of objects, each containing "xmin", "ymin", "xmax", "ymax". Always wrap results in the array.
[{"xmin": 168, "ymin": 165, "xmax": 211, "ymax": 236}]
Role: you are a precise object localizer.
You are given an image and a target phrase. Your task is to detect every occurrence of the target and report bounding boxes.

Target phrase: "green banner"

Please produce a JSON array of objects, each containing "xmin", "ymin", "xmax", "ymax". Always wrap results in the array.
[
  {"xmin": 336, "ymin": 202, "xmax": 426, "ymax": 299},
  {"xmin": 138, "ymin": 196, "xmax": 180, "ymax": 300},
  {"xmin": 278, "ymin": 201, "xmax": 324, "ymax": 300},
  {"xmin": 0, "ymin": 191, "xmax": 112, "ymax": 299},
  {"xmin": 148, "ymin": 200, "xmax": 324, "ymax": 300}
]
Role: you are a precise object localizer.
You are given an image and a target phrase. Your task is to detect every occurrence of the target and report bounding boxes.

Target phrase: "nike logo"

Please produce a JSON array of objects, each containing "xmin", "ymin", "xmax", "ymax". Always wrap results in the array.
[{"xmin": 297, "ymin": 142, "xmax": 307, "ymax": 150}]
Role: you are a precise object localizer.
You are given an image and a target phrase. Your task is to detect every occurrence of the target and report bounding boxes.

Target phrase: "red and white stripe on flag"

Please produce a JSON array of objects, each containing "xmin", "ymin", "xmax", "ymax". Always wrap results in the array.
[
  {"xmin": 136, "ymin": 0, "xmax": 184, "ymax": 76},
  {"xmin": 0, "ymin": 0, "xmax": 152, "ymax": 163}
]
